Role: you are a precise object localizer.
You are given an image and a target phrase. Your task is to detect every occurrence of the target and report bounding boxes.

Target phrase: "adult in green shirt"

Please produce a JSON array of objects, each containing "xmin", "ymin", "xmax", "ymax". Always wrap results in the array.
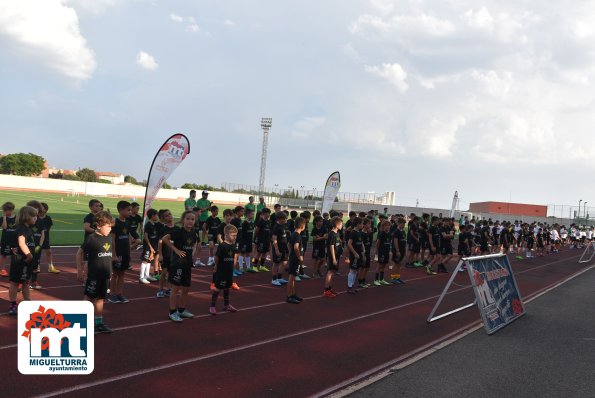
[
  {"xmin": 184, "ymin": 190, "xmax": 197, "ymax": 211},
  {"xmin": 197, "ymin": 190, "xmax": 212, "ymax": 223},
  {"xmin": 256, "ymin": 196, "xmax": 266, "ymax": 214},
  {"xmin": 245, "ymin": 196, "xmax": 256, "ymax": 213}
]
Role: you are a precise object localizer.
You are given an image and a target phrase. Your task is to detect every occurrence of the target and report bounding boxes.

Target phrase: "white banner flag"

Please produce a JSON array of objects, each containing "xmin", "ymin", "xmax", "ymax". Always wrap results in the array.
[
  {"xmin": 142, "ymin": 134, "xmax": 190, "ymax": 218},
  {"xmin": 322, "ymin": 171, "xmax": 341, "ymax": 214}
]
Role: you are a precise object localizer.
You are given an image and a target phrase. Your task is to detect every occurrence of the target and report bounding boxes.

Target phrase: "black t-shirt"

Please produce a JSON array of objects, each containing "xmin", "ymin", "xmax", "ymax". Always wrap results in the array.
[
  {"xmin": 206, "ymin": 216, "xmax": 221, "ymax": 237},
  {"xmin": 256, "ymin": 218, "xmax": 271, "ymax": 242},
  {"xmin": 217, "ymin": 222, "xmax": 228, "ymax": 242},
  {"xmin": 362, "ymin": 231, "xmax": 372, "ymax": 255},
  {"xmin": 83, "ymin": 212, "xmax": 96, "ymax": 244},
  {"xmin": 37, "ymin": 215, "xmax": 53, "ymax": 237},
  {"xmin": 377, "ymin": 230, "xmax": 391, "ymax": 255},
  {"xmin": 144, "ymin": 221, "xmax": 160, "ymax": 251},
  {"xmin": 272, "ymin": 223, "xmax": 288, "ymax": 252},
  {"xmin": 288, "ymin": 231, "xmax": 303, "ymax": 263},
  {"xmin": 408, "ymin": 222, "xmax": 419, "ymax": 243},
  {"xmin": 286, "ymin": 218, "xmax": 296, "ymax": 233},
  {"xmin": 1, "ymin": 215, "xmax": 17, "ymax": 246},
  {"xmin": 230, "ymin": 217, "xmax": 243, "ymax": 240},
  {"xmin": 112, "ymin": 218, "xmax": 131, "ymax": 257},
  {"xmin": 480, "ymin": 226, "xmax": 490, "ymax": 244},
  {"xmin": 241, "ymin": 219, "xmax": 255, "ymax": 245},
  {"xmin": 31, "ymin": 219, "xmax": 44, "ymax": 246},
  {"xmin": 15, "ymin": 224, "xmax": 34, "ymax": 256},
  {"xmin": 311, "ymin": 225, "xmax": 327, "ymax": 250},
  {"xmin": 169, "ymin": 227, "xmax": 198, "ymax": 266},
  {"xmin": 393, "ymin": 228, "xmax": 406, "ymax": 250},
  {"xmin": 128, "ymin": 214, "xmax": 142, "ymax": 240},
  {"xmin": 430, "ymin": 225, "xmax": 441, "ymax": 245},
  {"xmin": 82, "ymin": 233, "xmax": 113, "ymax": 279},
  {"xmin": 349, "ymin": 229, "xmax": 364, "ymax": 258},
  {"xmin": 327, "ymin": 230, "xmax": 342, "ymax": 259},
  {"xmin": 440, "ymin": 227, "xmax": 453, "ymax": 247},
  {"xmin": 215, "ymin": 242, "xmax": 235, "ymax": 279},
  {"xmin": 159, "ymin": 224, "xmax": 179, "ymax": 264}
]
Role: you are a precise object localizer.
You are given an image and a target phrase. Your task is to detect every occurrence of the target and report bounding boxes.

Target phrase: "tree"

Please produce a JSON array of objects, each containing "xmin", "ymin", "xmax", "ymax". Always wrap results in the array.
[
  {"xmin": 124, "ymin": 175, "xmax": 139, "ymax": 185},
  {"xmin": 163, "ymin": 182, "xmax": 172, "ymax": 189},
  {"xmin": 76, "ymin": 168, "xmax": 97, "ymax": 182},
  {"xmin": 0, "ymin": 153, "xmax": 45, "ymax": 176}
]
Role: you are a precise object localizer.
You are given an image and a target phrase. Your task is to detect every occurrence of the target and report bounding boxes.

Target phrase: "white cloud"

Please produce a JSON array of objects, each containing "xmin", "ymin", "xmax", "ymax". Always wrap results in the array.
[
  {"xmin": 170, "ymin": 13, "xmax": 183, "ymax": 23},
  {"xmin": 186, "ymin": 24, "xmax": 199, "ymax": 33},
  {"xmin": 0, "ymin": 0, "xmax": 96, "ymax": 81},
  {"xmin": 290, "ymin": 116, "xmax": 326, "ymax": 138},
  {"xmin": 366, "ymin": 63, "xmax": 408, "ymax": 93},
  {"xmin": 64, "ymin": 0, "xmax": 116, "ymax": 15},
  {"xmin": 136, "ymin": 51, "xmax": 158, "ymax": 70},
  {"xmin": 224, "ymin": 19, "xmax": 236, "ymax": 27}
]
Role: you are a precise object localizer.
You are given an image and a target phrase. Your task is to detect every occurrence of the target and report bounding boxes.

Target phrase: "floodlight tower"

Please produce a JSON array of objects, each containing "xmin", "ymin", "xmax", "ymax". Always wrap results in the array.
[{"xmin": 258, "ymin": 117, "xmax": 272, "ymax": 195}]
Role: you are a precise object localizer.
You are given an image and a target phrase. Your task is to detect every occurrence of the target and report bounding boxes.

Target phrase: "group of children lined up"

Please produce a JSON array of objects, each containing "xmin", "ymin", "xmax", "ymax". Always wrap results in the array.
[{"xmin": 1, "ymin": 201, "xmax": 60, "ymax": 316}]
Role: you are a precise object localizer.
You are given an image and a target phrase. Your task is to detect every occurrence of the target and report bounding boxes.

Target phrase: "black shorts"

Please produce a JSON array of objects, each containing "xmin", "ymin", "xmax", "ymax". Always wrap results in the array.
[
  {"xmin": 257, "ymin": 241, "xmax": 270, "ymax": 254},
  {"xmin": 84, "ymin": 277, "xmax": 110, "ymax": 299},
  {"xmin": 480, "ymin": 243, "xmax": 489, "ymax": 253},
  {"xmin": 327, "ymin": 256, "xmax": 339, "ymax": 271},
  {"xmin": 9, "ymin": 255, "xmax": 33, "ymax": 283},
  {"xmin": 288, "ymin": 259, "xmax": 299, "ymax": 276},
  {"xmin": 239, "ymin": 242, "xmax": 252, "ymax": 254},
  {"xmin": 1, "ymin": 243, "xmax": 12, "ymax": 257},
  {"xmin": 420, "ymin": 239, "xmax": 429, "ymax": 250},
  {"xmin": 458, "ymin": 246, "xmax": 470, "ymax": 256},
  {"xmin": 349, "ymin": 256, "xmax": 362, "ymax": 270},
  {"xmin": 41, "ymin": 238, "xmax": 51, "ymax": 250},
  {"xmin": 272, "ymin": 250, "xmax": 287, "ymax": 264},
  {"xmin": 302, "ymin": 242, "xmax": 308, "ymax": 253},
  {"xmin": 213, "ymin": 273, "xmax": 233, "ymax": 290},
  {"xmin": 408, "ymin": 242, "xmax": 420, "ymax": 254},
  {"xmin": 168, "ymin": 261, "xmax": 191, "ymax": 287},
  {"xmin": 377, "ymin": 251, "xmax": 390, "ymax": 265},
  {"xmin": 207, "ymin": 233, "xmax": 216, "ymax": 243},
  {"xmin": 141, "ymin": 249, "xmax": 156, "ymax": 262},
  {"xmin": 112, "ymin": 254, "xmax": 131, "ymax": 271},
  {"xmin": 362, "ymin": 251, "xmax": 371, "ymax": 269},
  {"xmin": 441, "ymin": 244, "xmax": 453, "ymax": 256},
  {"xmin": 312, "ymin": 246, "xmax": 326, "ymax": 259}
]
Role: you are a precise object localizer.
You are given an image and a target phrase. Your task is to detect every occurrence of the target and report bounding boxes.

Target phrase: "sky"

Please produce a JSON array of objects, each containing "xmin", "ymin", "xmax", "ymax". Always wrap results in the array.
[{"xmin": 1, "ymin": 0, "xmax": 595, "ymax": 213}]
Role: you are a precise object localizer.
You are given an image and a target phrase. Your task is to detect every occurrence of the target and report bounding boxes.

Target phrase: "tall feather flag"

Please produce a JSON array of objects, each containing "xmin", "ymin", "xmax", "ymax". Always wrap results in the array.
[
  {"xmin": 142, "ymin": 134, "xmax": 190, "ymax": 220},
  {"xmin": 321, "ymin": 171, "xmax": 341, "ymax": 214}
]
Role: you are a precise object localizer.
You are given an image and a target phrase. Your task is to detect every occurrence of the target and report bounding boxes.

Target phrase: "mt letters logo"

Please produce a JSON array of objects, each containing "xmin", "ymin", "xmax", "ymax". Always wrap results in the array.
[{"xmin": 18, "ymin": 301, "xmax": 94, "ymax": 374}]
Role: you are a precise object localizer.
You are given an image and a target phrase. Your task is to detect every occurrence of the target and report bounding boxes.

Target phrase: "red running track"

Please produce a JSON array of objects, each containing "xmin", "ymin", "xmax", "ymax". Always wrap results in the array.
[{"xmin": 0, "ymin": 247, "xmax": 589, "ymax": 398}]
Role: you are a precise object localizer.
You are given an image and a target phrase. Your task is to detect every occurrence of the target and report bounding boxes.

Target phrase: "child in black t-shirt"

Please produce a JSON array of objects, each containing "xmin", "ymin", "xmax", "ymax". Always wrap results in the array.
[
  {"xmin": 7, "ymin": 206, "xmax": 37, "ymax": 315},
  {"xmin": 230, "ymin": 206, "xmax": 244, "ymax": 275},
  {"xmin": 358, "ymin": 218, "xmax": 373, "ymax": 288},
  {"xmin": 76, "ymin": 211, "xmax": 114, "ymax": 333},
  {"xmin": 203, "ymin": 206, "xmax": 221, "ymax": 266},
  {"xmin": 109, "ymin": 201, "xmax": 140, "ymax": 304},
  {"xmin": 286, "ymin": 217, "xmax": 305, "ymax": 304},
  {"xmin": 210, "ymin": 224, "xmax": 239, "ymax": 315},
  {"xmin": 324, "ymin": 216, "xmax": 343, "ymax": 297},
  {"xmin": 311, "ymin": 215, "xmax": 328, "ymax": 278},
  {"xmin": 390, "ymin": 218, "xmax": 407, "ymax": 284},
  {"xmin": 346, "ymin": 217, "xmax": 364, "ymax": 294},
  {"xmin": 297, "ymin": 211, "xmax": 311, "ymax": 280},
  {"xmin": 254, "ymin": 208, "xmax": 272, "ymax": 272},
  {"xmin": 26, "ymin": 200, "xmax": 44, "ymax": 290},
  {"xmin": 374, "ymin": 220, "xmax": 392, "ymax": 286},
  {"xmin": 271, "ymin": 212, "xmax": 289, "ymax": 286},
  {"xmin": 38, "ymin": 202, "xmax": 59, "ymax": 274},
  {"xmin": 163, "ymin": 210, "xmax": 200, "ymax": 322},
  {"xmin": 139, "ymin": 209, "xmax": 160, "ymax": 284},
  {"xmin": 0, "ymin": 201, "xmax": 16, "ymax": 278},
  {"xmin": 241, "ymin": 208, "xmax": 256, "ymax": 273},
  {"xmin": 157, "ymin": 209, "xmax": 177, "ymax": 298},
  {"xmin": 128, "ymin": 202, "xmax": 143, "ymax": 242}
]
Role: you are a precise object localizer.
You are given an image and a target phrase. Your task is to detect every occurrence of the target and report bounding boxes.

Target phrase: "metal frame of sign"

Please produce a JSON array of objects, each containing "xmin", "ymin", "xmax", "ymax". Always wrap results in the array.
[
  {"xmin": 578, "ymin": 241, "xmax": 595, "ymax": 263},
  {"xmin": 427, "ymin": 253, "xmax": 526, "ymax": 335}
]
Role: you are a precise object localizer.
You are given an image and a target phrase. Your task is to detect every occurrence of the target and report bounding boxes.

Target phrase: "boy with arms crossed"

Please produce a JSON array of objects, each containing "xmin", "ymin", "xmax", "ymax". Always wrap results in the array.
[{"xmin": 210, "ymin": 224, "xmax": 240, "ymax": 314}]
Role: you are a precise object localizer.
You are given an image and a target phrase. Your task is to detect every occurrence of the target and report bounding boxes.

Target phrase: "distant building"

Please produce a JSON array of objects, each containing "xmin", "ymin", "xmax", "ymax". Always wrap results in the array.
[
  {"xmin": 469, "ymin": 201, "xmax": 547, "ymax": 217},
  {"xmin": 96, "ymin": 171, "xmax": 125, "ymax": 185}
]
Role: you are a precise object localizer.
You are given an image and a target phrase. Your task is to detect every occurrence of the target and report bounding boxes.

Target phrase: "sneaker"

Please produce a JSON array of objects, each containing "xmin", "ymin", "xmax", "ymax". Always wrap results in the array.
[
  {"xmin": 278, "ymin": 278, "xmax": 288, "ymax": 284},
  {"xmin": 330, "ymin": 289, "xmax": 339, "ymax": 296},
  {"xmin": 146, "ymin": 276, "xmax": 158, "ymax": 282},
  {"xmin": 156, "ymin": 290, "xmax": 165, "ymax": 298},
  {"xmin": 209, "ymin": 306, "xmax": 217, "ymax": 315},
  {"xmin": 8, "ymin": 303, "xmax": 17, "ymax": 315},
  {"xmin": 232, "ymin": 270, "xmax": 241, "ymax": 277},
  {"xmin": 286, "ymin": 296, "xmax": 300, "ymax": 304},
  {"xmin": 358, "ymin": 284, "xmax": 367, "ymax": 289},
  {"xmin": 515, "ymin": 255, "xmax": 524, "ymax": 260},
  {"xmin": 95, "ymin": 323, "xmax": 113, "ymax": 334},
  {"xmin": 169, "ymin": 312, "xmax": 183, "ymax": 322},
  {"xmin": 271, "ymin": 279, "xmax": 282, "ymax": 286},
  {"xmin": 299, "ymin": 273, "xmax": 311, "ymax": 280},
  {"xmin": 194, "ymin": 259, "xmax": 206, "ymax": 267},
  {"xmin": 259, "ymin": 265, "xmax": 270, "ymax": 272},
  {"xmin": 223, "ymin": 304, "xmax": 238, "ymax": 312},
  {"xmin": 425, "ymin": 266, "xmax": 437, "ymax": 275},
  {"xmin": 292, "ymin": 295, "xmax": 303, "ymax": 302},
  {"xmin": 107, "ymin": 295, "xmax": 119, "ymax": 303},
  {"xmin": 295, "ymin": 275, "xmax": 302, "ymax": 281},
  {"xmin": 246, "ymin": 266, "xmax": 258, "ymax": 273},
  {"xmin": 165, "ymin": 288, "xmax": 172, "ymax": 297},
  {"xmin": 0, "ymin": 269, "xmax": 8, "ymax": 277},
  {"xmin": 380, "ymin": 280, "xmax": 391, "ymax": 285},
  {"xmin": 231, "ymin": 282, "xmax": 240, "ymax": 291},
  {"xmin": 139, "ymin": 278, "xmax": 150, "ymax": 284},
  {"xmin": 178, "ymin": 309, "xmax": 195, "ymax": 318},
  {"xmin": 413, "ymin": 261, "xmax": 424, "ymax": 268},
  {"xmin": 117, "ymin": 295, "xmax": 129, "ymax": 303},
  {"xmin": 207, "ymin": 258, "xmax": 215, "ymax": 266},
  {"xmin": 405, "ymin": 263, "xmax": 414, "ymax": 268},
  {"xmin": 347, "ymin": 289, "xmax": 357, "ymax": 295},
  {"xmin": 29, "ymin": 282, "xmax": 43, "ymax": 290},
  {"xmin": 323, "ymin": 290, "xmax": 337, "ymax": 298},
  {"xmin": 48, "ymin": 265, "xmax": 60, "ymax": 274},
  {"xmin": 391, "ymin": 278, "xmax": 404, "ymax": 284},
  {"xmin": 373, "ymin": 280, "xmax": 382, "ymax": 286}
]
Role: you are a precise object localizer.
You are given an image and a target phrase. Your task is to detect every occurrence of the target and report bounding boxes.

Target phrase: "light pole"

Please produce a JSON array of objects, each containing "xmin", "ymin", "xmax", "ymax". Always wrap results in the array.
[
  {"xmin": 584, "ymin": 202, "xmax": 588, "ymax": 223},
  {"xmin": 579, "ymin": 199, "xmax": 582, "ymax": 220},
  {"xmin": 258, "ymin": 117, "xmax": 272, "ymax": 195}
]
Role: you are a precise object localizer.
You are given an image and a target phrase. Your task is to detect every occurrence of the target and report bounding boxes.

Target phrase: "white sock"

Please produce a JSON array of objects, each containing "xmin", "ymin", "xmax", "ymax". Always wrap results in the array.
[
  {"xmin": 140, "ymin": 262, "xmax": 148, "ymax": 279},
  {"xmin": 144, "ymin": 264, "xmax": 152, "ymax": 278},
  {"xmin": 238, "ymin": 256, "xmax": 244, "ymax": 270},
  {"xmin": 245, "ymin": 256, "xmax": 251, "ymax": 268},
  {"xmin": 348, "ymin": 270, "xmax": 356, "ymax": 288}
]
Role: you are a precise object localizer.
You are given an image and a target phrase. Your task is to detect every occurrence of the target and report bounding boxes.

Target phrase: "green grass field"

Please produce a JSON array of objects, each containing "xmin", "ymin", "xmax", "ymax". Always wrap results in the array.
[{"xmin": 0, "ymin": 189, "xmax": 235, "ymax": 246}]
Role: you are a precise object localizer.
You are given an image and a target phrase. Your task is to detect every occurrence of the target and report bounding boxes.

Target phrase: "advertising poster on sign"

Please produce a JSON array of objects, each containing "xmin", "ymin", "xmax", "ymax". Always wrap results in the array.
[
  {"xmin": 321, "ymin": 171, "xmax": 341, "ymax": 215},
  {"xmin": 142, "ymin": 134, "xmax": 190, "ymax": 218},
  {"xmin": 466, "ymin": 254, "xmax": 525, "ymax": 334}
]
